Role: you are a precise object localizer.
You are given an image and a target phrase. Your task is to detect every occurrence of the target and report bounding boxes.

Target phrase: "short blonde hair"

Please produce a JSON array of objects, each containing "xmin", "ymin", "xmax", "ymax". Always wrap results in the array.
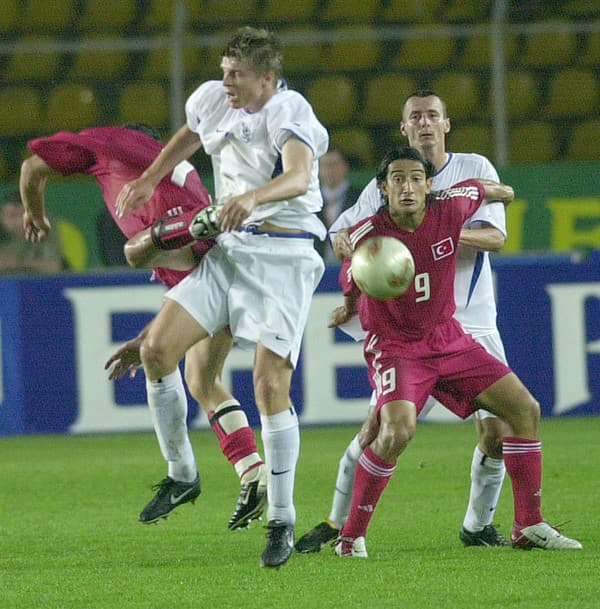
[{"xmin": 223, "ymin": 26, "xmax": 283, "ymax": 78}]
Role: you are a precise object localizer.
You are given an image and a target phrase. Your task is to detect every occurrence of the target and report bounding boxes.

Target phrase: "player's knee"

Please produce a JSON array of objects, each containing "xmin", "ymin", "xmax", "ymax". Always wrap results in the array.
[
  {"xmin": 379, "ymin": 420, "xmax": 415, "ymax": 459},
  {"xmin": 185, "ymin": 369, "xmax": 213, "ymax": 405},
  {"xmin": 478, "ymin": 419, "xmax": 505, "ymax": 458},
  {"xmin": 480, "ymin": 434, "xmax": 504, "ymax": 459},
  {"xmin": 504, "ymin": 393, "xmax": 541, "ymax": 437},
  {"xmin": 124, "ymin": 240, "xmax": 144, "ymax": 268},
  {"xmin": 523, "ymin": 395, "xmax": 541, "ymax": 429},
  {"xmin": 253, "ymin": 372, "xmax": 286, "ymax": 413},
  {"xmin": 140, "ymin": 335, "xmax": 173, "ymax": 372}
]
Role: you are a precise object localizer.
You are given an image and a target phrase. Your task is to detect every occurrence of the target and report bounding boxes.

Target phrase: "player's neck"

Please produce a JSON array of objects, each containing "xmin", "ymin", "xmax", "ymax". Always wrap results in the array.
[
  {"xmin": 390, "ymin": 208, "xmax": 426, "ymax": 233},
  {"xmin": 245, "ymin": 86, "xmax": 278, "ymax": 113},
  {"xmin": 421, "ymin": 146, "xmax": 448, "ymax": 173}
]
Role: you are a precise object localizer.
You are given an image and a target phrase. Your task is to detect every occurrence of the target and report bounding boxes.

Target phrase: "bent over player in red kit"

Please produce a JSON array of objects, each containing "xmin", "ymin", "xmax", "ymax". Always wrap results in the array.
[{"xmin": 19, "ymin": 124, "xmax": 267, "ymax": 530}]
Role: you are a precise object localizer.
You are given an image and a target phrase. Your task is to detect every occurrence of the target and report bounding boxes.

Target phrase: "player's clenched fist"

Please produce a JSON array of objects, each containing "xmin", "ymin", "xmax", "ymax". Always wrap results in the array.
[{"xmin": 332, "ymin": 228, "xmax": 353, "ymax": 261}]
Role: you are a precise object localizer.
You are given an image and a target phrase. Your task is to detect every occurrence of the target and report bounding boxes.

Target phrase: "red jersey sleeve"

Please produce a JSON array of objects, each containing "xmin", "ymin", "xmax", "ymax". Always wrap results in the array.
[
  {"xmin": 433, "ymin": 179, "xmax": 486, "ymax": 224},
  {"xmin": 28, "ymin": 132, "xmax": 96, "ymax": 175},
  {"xmin": 339, "ymin": 258, "xmax": 360, "ymax": 297}
]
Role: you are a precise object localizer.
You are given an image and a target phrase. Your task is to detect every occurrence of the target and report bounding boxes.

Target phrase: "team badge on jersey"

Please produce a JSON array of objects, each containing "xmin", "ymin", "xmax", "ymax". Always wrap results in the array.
[
  {"xmin": 241, "ymin": 121, "xmax": 252, "ymax": 143},
  {"xmin": 431, "ymin": 237, "xmax": 454, "ymax": 260}
]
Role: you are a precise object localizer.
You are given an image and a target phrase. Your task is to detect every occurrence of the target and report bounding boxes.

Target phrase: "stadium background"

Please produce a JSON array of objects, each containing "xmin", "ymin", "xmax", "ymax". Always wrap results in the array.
[{"xmin": 0, "ymin": 0, "xmax": 599, "ymax": 435}]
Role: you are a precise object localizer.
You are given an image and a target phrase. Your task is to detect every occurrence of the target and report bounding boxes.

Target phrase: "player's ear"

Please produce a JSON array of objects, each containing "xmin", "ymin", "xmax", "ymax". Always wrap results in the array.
[
  {"xmin": 443, "ymin": 118, "xmax": 451, "ymax": 134},
  {"xmin": 425, "ymin": 178, "xmax": 433, "ymax": 194},
  {"xmin": 400, "ymin": 121, "xmax": 408, "ymax": 137},
  {"xmin": 262, "ymin": 70, "xmax": 277, "ymax": 87}
]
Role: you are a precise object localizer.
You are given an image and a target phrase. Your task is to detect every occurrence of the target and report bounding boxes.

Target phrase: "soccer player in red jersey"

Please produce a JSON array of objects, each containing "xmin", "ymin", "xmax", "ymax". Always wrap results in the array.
[
  {"xmin": 330, "ymin": 147, "xmax": 581, "ymax": 557},
  {"xmin": 19, "ymin": 124, "xmax": 267, "ymax": 530}
]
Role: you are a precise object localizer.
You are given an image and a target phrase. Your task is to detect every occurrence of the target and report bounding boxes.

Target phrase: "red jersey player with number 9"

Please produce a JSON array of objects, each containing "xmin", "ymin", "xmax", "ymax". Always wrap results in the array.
[{"xmin": 329, "ymin": 146, "xmax": 581, "ymax": 557}]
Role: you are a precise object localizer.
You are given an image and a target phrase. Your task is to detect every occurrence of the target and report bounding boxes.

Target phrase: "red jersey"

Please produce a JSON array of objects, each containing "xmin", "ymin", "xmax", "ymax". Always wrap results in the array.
[
  {"xmin": 341, "ymin": 180, "xmax": 485, "ymax": 347},
  {"xmin": 28, "ymin": 127, "xmax": 214, "ymax": 287}
]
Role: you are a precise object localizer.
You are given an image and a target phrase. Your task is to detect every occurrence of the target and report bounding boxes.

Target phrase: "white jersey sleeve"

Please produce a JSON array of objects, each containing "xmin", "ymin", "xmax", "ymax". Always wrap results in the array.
[
  {"xmin": 266, "ymin": 90, "xmax": 329, "ymax": 159},
  {"xmin": 329, "ymin": 177, "xmax": 381, "ymax": 241}
]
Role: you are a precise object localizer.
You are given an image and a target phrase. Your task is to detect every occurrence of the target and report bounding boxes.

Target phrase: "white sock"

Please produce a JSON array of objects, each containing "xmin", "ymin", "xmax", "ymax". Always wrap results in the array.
[
  {"xmin": 146, "ymin": 369, "xmax": 197, "ymax": 482},
  {"xmin": 260, "ymin": 408, "xmax": 299, "ymax": 525},
  {"xmin": 328, "ymin": 434, "xmax": 363, "ymax": 529},
  {"xmin": 462, "ymin": 445, "xmax": 506, "ymax": 532}
]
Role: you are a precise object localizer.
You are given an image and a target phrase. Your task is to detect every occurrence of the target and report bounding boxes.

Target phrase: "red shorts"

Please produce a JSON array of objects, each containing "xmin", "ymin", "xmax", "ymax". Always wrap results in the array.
[{"xmin": 364, "ymin": 320, "xmax": 512, "ymax": 419}]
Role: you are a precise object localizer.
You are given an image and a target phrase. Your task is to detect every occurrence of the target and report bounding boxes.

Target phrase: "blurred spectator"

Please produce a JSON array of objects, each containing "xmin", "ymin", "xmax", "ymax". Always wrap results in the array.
[
  {"xmin": 0, "ymin": 190, "xmax": 64, "ymax": 275},
  {"xmin": 316, "ymin": 149, "xmax": 362, "ymax": 264}
]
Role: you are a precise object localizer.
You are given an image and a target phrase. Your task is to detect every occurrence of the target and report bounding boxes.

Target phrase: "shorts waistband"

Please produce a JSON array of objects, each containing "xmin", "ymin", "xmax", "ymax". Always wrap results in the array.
[{"xmin": 239, "ymin": 225, "xmax": 314, "ymax": 239}]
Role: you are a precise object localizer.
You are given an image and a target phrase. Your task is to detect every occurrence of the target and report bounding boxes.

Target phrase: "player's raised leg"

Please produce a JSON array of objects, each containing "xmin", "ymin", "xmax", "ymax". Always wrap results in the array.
[{"xmin": 184, "ymin": 329, "xmax": 267, "ymax": 530}]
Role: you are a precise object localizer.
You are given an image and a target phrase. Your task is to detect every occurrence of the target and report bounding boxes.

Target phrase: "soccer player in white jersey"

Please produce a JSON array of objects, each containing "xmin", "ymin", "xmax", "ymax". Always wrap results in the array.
[
  {"xmin": 296, "ymin": 90, "xmax": 512, "ymax": 552},
  {"xmin": 115, "ymin": 27, "xmax": 329, "ymax": 568},
  {"xmin": 331, "ymin": 146, "xmax": 581, "ymax": 557}
]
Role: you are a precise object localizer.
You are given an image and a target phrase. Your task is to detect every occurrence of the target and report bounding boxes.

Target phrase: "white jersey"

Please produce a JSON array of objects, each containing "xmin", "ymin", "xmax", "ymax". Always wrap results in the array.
[
  {"xmin": 186, "ymin": 80, "xmax": 329, "ymax": 239},
  {"xmin": 330, "ymin": 152, "xmax": 506, "ymax": 337}
]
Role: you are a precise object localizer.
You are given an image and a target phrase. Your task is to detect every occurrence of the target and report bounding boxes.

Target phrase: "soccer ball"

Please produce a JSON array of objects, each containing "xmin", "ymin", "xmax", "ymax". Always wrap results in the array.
[{"xmin": 351, "ymin": 236, "xmax": 415, "ymax": 300}]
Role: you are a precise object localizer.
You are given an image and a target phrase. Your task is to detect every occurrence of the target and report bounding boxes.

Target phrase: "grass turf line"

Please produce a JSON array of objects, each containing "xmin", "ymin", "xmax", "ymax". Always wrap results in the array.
[{"xmin": 0, "ymin": 417, "xmax": 598, "ymax": 609}]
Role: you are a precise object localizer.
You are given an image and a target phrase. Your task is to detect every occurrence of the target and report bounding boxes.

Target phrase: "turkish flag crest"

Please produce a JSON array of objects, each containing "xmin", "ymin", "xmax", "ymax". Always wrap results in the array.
[{"xmin": 431, "ymin": 237, "xmax": 454, "ymax": 260}]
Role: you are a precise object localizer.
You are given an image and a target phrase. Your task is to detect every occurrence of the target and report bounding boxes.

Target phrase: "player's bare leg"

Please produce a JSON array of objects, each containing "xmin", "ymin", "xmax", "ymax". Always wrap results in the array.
[
  {"xmin": 335, "ymin": 400, "xmax": 416, "ymax": 557},
  {"xmin": 185, "ymin": 330, "xmax": 267, "ymax": 530},
  {"xmin": 124, "ymin": 223, "xmax": 197, "ymax": 271}
]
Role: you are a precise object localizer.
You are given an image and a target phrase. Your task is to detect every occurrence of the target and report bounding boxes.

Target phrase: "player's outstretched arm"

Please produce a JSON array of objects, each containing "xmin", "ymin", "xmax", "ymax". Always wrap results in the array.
[
  {"xmin": 459, "ymin": 226, "xmax": 506, "ymax": 252},
  {"xmin": 115, "ymin": 125, "xmax": 201, "ymax": 218},
  {"xmin": 19, "ymin": 154, "xmax": 55, "ymax": 243},
  {"xmin": 477, "ymin": 179, "xmax": 514, "ymax": 205}
]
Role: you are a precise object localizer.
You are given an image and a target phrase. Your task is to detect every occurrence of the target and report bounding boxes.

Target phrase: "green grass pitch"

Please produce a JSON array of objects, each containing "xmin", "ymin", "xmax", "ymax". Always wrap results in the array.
[{"xmin": 1, "ymin": 417, "xmax": 598, "ymax": 609}]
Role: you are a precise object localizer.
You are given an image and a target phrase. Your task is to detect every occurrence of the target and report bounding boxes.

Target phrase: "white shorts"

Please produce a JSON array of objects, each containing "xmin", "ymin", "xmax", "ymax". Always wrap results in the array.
[
  {"xmin": 166, "ymin": 230, "xmax": 324, "ymax": 368},
  {"xmin": 369, "ymin": 330, "xmax": 508, "ymax": 420}
]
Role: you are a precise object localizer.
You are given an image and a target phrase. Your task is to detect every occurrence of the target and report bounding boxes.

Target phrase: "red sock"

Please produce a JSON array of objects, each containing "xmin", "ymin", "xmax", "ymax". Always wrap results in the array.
[
  {"xmin": 503, "ymin": 437, "xmax": 543, "ymax": 526},
  {"xmin": 209, "ymin": 408, "xmax": 263, "ymax": 480},
  {"xmin": 220, "ymin": 427, "xmax": 262, "ymax": 475},
  {"xmin": 342, "ymin": 446, "xmax": 396, "ymax": 539}
]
